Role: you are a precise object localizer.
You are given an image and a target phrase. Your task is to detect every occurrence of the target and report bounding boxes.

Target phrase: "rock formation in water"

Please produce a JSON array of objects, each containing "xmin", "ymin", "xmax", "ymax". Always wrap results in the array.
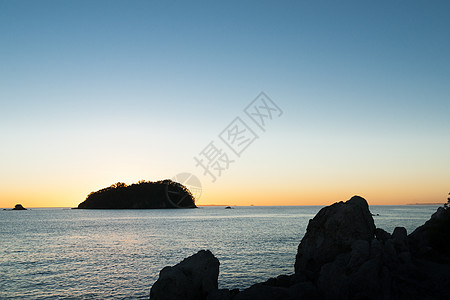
[
  {"xmin": 77, "ymin": 180, "xmax": 196, "ymax": 209},
  {"xmin": 150, "ymin": 195, "xmax": 450, "ymax": 299},
  {"xmin": 12, "ymin": 204, "xmax": 27, "ymax": 210}
]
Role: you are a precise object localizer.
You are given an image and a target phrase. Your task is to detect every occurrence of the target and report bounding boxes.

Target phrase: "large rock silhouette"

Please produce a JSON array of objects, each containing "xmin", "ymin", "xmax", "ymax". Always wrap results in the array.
[
  {"xmin": 294, "ymin": 195, "xmax": 375, "ymax": 278},
  {"xmin": 409, "ymin": 206, "xmax": 450, "ymax": 256},
  {"xmin": 292, "ymin": 196, "xmax": 450, "ymax": 299},
  {"xmin": 150, "ymin": 250, "xmax": 219, "ymax": 300}
]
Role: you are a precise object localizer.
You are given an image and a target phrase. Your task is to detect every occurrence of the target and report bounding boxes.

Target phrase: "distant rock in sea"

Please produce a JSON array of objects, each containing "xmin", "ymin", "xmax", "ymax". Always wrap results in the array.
[
  {"xmin": 150, "ymin": 195, "xmax": 450, "ymax": 299},
  {"xmin": 12, "ymin": 204, "xmax": 27, "ymax": 210},
  {"xmin": 77, "ymin": 180, "xmax": 196, "ymax": 209}
]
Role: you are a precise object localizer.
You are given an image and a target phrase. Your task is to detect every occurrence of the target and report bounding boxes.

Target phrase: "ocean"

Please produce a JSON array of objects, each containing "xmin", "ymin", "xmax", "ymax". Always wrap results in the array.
[{"xmin": 0, "ymin": 205, "xmax": 441, "ymax": 299}]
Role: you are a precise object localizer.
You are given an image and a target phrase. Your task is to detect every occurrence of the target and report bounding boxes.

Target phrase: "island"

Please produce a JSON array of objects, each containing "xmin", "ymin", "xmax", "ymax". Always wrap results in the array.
[
  {"xmin": 3, "ymin": 204, "xmax": 27, "ymax": 211},
  {"xmin": 9, "ymin": 204, "xmax": 27, "ymax": 210},
  {"xmin": 76, "ymin": 180, "xmax": 196, "ymax": 209}
]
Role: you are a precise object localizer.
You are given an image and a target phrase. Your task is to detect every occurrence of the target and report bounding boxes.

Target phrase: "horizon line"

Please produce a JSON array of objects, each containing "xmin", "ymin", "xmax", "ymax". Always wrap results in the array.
[{"xmin": 2, "ymin": 203, "xmax": 445, "ymax": 209}]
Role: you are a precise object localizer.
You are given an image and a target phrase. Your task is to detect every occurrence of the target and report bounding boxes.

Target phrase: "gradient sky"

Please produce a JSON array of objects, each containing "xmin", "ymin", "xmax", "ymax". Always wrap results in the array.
[{"xmin": 1, "ymin": 0, "xmax": 449, "ymax": 207}]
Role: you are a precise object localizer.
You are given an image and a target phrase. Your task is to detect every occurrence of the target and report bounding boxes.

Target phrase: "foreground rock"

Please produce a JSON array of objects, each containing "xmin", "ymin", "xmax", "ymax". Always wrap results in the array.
[
  {"xmin": 409, "ymin": 206, "xmax": 450, "ymax": 257},
  {"xmin": 151, "ymin": 196, "xmax": 450, "ymax": 299},
  {"xmin": 294, "ymin": 195, "xmax": 375, "ymax": 278},
  {"xmin": 150, "ymin": 250, "xmax": 219, "ymax": 300}
]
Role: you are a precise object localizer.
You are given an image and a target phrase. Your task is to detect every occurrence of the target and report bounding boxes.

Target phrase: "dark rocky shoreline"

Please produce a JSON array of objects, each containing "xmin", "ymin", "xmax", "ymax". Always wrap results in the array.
[{"xmin": 150, "ymin": 196, "xmax": 450, "ymax": 300}]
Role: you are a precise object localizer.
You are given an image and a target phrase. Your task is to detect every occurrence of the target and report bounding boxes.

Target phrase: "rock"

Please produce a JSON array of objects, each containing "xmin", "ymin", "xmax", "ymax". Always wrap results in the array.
[
  {"xmin": 375, "ymin": 228, "xmax": 391, "ymax": 241},
  {"xmin": 294, "ymin": 195, "xmax": 375, "ymax": 277},
  {"xmin": 294, "ymin": 196, "xmax": 450, "ymax": 299},
  {"xmin": 369, "ymin": 238, "xmax": 384, "ymax": 258},
  {"xmin": 150, "ymin": 250, "xmax": 219, "ymax": 300},
  {"xmin": 409, "ymin": 206, "xmax": 450, "ymax": 257},
  {"xmin": 274, "ymin": 275, "xmax": 292, "ymax": 288},
  {"xmin": 350, "ymin": 257, "xmax": 391, "ymax": 300},
  {"xmin": 233, "ymin": 284, "xmax": 289, "ymax": 300},
  {"xmin": 391, "ymin": 227, "xmax": 409, "ymax": 253},
  {"xmin": 206, "ymin": 289, "xmax": 239, "ymax": 300},
  {"xmin": 348, "ymin": 239, "xmax": 370, "ymax": 271},
  {"xmin": 12, "ymin": 204, "xmax": 27, "ymax": 210},
  {"xmin": 285, "ymin": 281, "xmax": 321, "ymax": 300},
  {"xmin": 382, "ymin": 239, "xmax": 399, "ymax": 265},
  {"xmin": 316, "ymin": 253, "xmax": 351, "ymax": 299}
]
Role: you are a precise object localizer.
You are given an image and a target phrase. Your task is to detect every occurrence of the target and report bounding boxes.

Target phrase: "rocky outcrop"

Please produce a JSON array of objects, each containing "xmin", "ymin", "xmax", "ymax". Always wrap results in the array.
[
  {"xmin": 77, "ymin": 180, "xmax": 196, "ymax": 209},
  {"xmin": 294, "ymin": 195, "xmax": 375, "ymax": 278},
  {"xmin": 409, "ymin": 206, "xmax": 450, "ymax": 258},
  {"xmin": 150, "ymin": 250, "xmax": 219, "ymax": 300},
  {"xmin": 151, "ymin": 196, "xmax": 450, "ymax": 300},
  {"xmin": 12, "ymin": 204, "xmax": 27, "ymax": 210},
  {"xmin": 294, "ymin": 196, "xmax": 450, "ymax": 299}
]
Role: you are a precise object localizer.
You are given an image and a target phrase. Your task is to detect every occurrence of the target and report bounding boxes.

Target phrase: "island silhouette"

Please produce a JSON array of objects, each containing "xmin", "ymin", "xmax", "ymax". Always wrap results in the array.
[
  {"xmin": 13, "ymin": 204, "xmax": 27, "ymax": 210},
  {"xmin": 3, "ymin": 204, "xmax": 27, "ymax": 211},
  {"xmin": 77, "ymin": 180, "xmax": 196, "ymax": 209}
]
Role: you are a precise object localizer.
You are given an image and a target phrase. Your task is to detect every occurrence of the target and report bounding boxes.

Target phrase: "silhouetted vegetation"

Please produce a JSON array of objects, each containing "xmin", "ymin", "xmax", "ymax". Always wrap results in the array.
[{"xmin": 77, "ymin": 180, "xmax": 196, "ymax": 209}]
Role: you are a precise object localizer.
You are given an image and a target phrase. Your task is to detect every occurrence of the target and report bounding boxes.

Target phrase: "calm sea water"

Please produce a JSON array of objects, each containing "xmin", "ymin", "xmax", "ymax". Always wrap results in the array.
[{"xmin": 0, "ymin": 205, "xmax": 441, "ymax": 299}]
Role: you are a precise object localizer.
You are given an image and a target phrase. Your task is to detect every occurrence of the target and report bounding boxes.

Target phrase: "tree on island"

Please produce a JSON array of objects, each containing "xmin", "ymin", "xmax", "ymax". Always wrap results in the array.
[{"xmin": 77, "ymin": 179, "xmax": 196, "ymax": 209}]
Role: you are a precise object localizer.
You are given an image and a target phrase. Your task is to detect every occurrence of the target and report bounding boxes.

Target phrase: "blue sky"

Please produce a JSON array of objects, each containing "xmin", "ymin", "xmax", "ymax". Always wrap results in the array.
[{"xmin": 1, "ymin": 1, "xmax": 449, "ymax": 207}]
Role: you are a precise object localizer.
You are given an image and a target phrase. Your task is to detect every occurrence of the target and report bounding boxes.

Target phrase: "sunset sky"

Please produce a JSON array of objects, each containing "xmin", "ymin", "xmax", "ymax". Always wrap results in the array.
[{"xmin": 1, "ymin": 1, "xmax": 449, "ymax": 207}]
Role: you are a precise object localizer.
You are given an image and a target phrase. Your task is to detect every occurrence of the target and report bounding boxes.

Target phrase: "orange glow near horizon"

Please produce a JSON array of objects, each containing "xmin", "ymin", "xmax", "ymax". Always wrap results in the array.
[
  {"xmin": 0, "ymin": 177, "xmax": 447, "ymax": 208},
  {"xmin": 1, "ymin": 192, "xmax": 446, "ymax": 208},
  {"xmin": 194, "ymin": 178, "xmax": 449, "ymax": 207}
]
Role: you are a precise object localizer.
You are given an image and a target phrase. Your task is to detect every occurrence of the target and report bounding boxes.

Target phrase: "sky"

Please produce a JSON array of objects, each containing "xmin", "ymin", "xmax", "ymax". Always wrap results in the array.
[{"xmin": 1, "ymin": 0, "xmax": 449, "ymax": 207}]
